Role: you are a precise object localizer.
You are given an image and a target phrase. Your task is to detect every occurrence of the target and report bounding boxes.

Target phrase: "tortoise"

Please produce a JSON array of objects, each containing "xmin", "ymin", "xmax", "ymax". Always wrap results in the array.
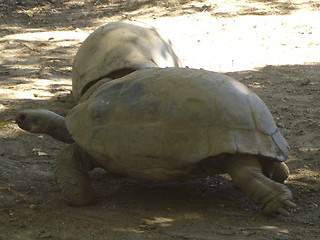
[
  {"xmin": 16, "ymin": 67, "xmax": 295, "ymax": 216},
  {"xmin": 72, "ymin": 21, "xmax": 181, "ymax": 103}
]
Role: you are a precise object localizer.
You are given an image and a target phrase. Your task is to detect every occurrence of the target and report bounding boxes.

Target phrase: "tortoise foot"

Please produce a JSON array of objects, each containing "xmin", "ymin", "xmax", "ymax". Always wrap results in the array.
[
  {"xmin": 225, "ymin": 154, "xmax": 295, "ymax": 216},
  {"xmin": 261, "ymin": 182, "xmax": 296, "ymax": 216}
]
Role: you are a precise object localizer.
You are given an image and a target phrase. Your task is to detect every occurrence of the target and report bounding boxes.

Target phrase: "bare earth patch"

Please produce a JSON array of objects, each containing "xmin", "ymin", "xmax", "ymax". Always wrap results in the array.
[{"xmin": 0, "ymin": 1, "xmax": 319, "ymax": 239}]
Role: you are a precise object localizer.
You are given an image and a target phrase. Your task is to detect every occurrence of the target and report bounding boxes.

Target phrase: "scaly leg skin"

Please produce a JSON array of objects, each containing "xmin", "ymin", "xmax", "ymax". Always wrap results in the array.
[
  {"xmin": 225, "ymin": 154, "xmax": 296, "ymax": 216},
  {"xmin": 54, "ymin": 143, "xmax": 95, "ymax": 206}
]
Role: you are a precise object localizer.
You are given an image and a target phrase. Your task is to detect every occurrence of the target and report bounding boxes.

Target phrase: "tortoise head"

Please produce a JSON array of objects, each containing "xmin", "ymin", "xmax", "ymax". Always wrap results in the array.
[
  {"xmin": 16, "ymin": 109, "xmax": 50, "ymax": 133},
  {"xmin": 16, "ymin": 109, "xmax": 74, "ymax": 143}
]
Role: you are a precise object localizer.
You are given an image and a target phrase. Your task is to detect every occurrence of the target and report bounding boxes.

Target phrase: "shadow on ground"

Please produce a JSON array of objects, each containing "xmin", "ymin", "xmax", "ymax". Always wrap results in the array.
[{"xmin": 2, "ymin": 0, "xmax": 320, "ymax": 36}]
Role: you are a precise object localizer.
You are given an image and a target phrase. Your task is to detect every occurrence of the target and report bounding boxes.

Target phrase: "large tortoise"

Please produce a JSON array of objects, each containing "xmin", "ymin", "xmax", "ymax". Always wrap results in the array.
[
  {"xmin": 16, "ymin": 67, "xmax": 295, "ymax": 216},
  {"xmin": 72, "ymin": 21, "xmax": 181, "ymax": 103}
]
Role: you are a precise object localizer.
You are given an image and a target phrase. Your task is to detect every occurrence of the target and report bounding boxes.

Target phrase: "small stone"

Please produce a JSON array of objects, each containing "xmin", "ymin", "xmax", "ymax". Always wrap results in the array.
[
  {"xmin": 29, "ymin": 204, "xmax": 37, "ymax": 209},
  {"xmin": 277, "ymin": 122, "xmax": 286, "ymax": 128},
  {"xmin": 299, "ymin": 78, "xmax": 311, "ymax": 86}
]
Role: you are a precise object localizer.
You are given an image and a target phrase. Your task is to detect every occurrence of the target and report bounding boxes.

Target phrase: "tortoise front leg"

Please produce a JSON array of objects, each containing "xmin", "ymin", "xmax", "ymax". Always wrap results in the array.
[
  {"xmin": 54, "ymin": 143, "xmax": 95, "ymax": 206},
  {"xmin": 224, "ymin": 154, "xmax": 296, "ymax": 216}
]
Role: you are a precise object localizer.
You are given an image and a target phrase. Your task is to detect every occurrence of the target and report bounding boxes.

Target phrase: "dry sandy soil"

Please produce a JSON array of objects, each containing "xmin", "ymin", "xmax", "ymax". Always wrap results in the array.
[{"xmin": 1, "ymin": 0, "xmax": 319, "ymax": 239}]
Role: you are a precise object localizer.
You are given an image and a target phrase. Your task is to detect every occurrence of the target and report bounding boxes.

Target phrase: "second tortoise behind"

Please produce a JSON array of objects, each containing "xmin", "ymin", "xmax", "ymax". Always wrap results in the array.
[
  {"xmin": 17, "ymin": 68, "xmax": 295, "ymax": 216},
  {"xmin": 72, "ymin": 21, "xmax": 181, "ymax": 103}
]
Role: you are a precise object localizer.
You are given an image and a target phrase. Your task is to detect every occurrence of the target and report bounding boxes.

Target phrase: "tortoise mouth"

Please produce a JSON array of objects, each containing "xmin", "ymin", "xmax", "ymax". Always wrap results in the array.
[
  {"xmin": 15, "ymin": 112, "xmax": 40, "ymax": 132},
  {"xmin": 15, "ymin": 112, "xmax": 27, "ymax": 128},
  {"xmin": 16, "ymin": 120, "xmax": 30, "ymax": 131},
  {"xmin": 16, "ymin": 112, "xmax": 27, "ymax": 122}
]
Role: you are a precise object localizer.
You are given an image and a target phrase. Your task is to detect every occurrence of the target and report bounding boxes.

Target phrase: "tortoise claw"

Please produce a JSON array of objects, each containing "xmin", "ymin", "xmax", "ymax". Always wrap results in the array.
[
  {"xmin": 277, "ymin": 207, "xmax": 290, "ymax": 216},
  {"xmin": 264, "ymin": 198, "xmax": 296, "ymax": 217},
  {"xmin": 284, "ymin": 200, "xmax": 296, "ymax": 208}
]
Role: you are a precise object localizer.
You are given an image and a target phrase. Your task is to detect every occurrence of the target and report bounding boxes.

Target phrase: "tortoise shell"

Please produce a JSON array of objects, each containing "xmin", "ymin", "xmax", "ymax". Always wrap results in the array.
[{"xmin": 66, "ymin": 68, "xmax": 289, "ymax": 180}]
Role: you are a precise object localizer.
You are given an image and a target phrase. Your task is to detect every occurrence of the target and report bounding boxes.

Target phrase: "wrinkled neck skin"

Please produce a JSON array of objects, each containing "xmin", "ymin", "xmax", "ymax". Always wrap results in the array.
[{"xmin": 44, "ymin": 112, "xmax": 74, "ymax": 144}]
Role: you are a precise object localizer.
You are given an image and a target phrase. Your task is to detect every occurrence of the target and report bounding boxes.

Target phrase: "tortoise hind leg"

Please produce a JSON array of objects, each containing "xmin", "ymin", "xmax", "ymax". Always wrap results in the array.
[
  {"xmin": 271, "ymin": 162, "xmax": 290, "ymax": 184},
  {"xmin": 224, "ymin": 154, "xmax": 295, "ymax": 216},
  {"xmin": 54, "ymin": 143, "xmax": 95, "ymax": 206}
]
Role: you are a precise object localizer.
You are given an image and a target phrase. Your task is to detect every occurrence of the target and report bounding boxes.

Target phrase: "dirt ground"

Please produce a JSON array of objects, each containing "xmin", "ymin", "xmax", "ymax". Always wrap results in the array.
[{"xmin": 1, "ymin": 0, "xmax": 319, "ymax": 239}]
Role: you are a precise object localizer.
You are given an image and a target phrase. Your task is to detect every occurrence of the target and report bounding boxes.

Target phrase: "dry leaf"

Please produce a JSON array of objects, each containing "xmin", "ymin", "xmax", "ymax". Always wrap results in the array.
[
  {"xmin": 26, "ymin": 11, "xmax": 34, "ymax": 18},
  {"xmin": 8, "ymin": 218, "xmax": 17, "ymax": 222}
]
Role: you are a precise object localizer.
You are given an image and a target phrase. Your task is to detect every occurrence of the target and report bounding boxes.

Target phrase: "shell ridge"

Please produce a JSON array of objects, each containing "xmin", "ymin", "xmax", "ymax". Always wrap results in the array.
[
  {"xmin": 105, "ymin": 79, "xmax": 127, "ymax": 120},
  {"xmin": 246, "ymin": 93, "xmax": 288, "ymax": 160},
  {"xmin": 270, "ymin": 130, "xmax": 290, "ymax": 161},
  {"xmin": 247, "ymin": 95, "xmax": 268, "ymax": 156}
]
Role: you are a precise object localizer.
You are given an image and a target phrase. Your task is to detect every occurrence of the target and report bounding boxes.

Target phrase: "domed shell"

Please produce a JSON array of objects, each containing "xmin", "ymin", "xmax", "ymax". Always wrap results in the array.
[
  {"xmin": 72, "ymin": 21, "xmax": 181, "ymax": 103},
  {"xmin": 66, "ymin": 68, "xmax": 289, "ymax": 179}
]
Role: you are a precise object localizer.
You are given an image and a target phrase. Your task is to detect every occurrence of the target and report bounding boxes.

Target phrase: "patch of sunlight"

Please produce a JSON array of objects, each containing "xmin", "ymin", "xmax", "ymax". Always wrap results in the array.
[
  {"xmin": 248, "ymin": 82, "xmax": 265, "ymax": 89},
  {"xmin": 291, "ymin": 168, "xmax": 320, "ymax": 181},
  {"xmin": 0, "ymin": 104, "xmax": 7, "ymax": 111},
  {"xmin": 0, "ymin": 78, "xmax": 70, "ymax": 101},
  {"xmin": 299, "ymin": 147, "xmax": 320, "ymax": 152},
  {"xmin": 259, "ymin": 225, "xmax": 290, "ymax": 234},
  {"xmin": 146, "ymin": 10, "xmax": 320, "ymax": 72},
  {"xmin": 142, "ymin": 217, "xmax": 174, "ymax": 226},
  {"xmin": 113, "ymin": 217, "xmax": 175, "ymax": 233},
  {"xmin": 3, "ymin": 30, "xmax": 89, "ymax": 42},
  {"xmin": 0, "ymin": 89, "xmax": 54, "ymax": 99},
  {"xmin": 34, "ymin": 78, "xmax": 71, "ymax": 87}
]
